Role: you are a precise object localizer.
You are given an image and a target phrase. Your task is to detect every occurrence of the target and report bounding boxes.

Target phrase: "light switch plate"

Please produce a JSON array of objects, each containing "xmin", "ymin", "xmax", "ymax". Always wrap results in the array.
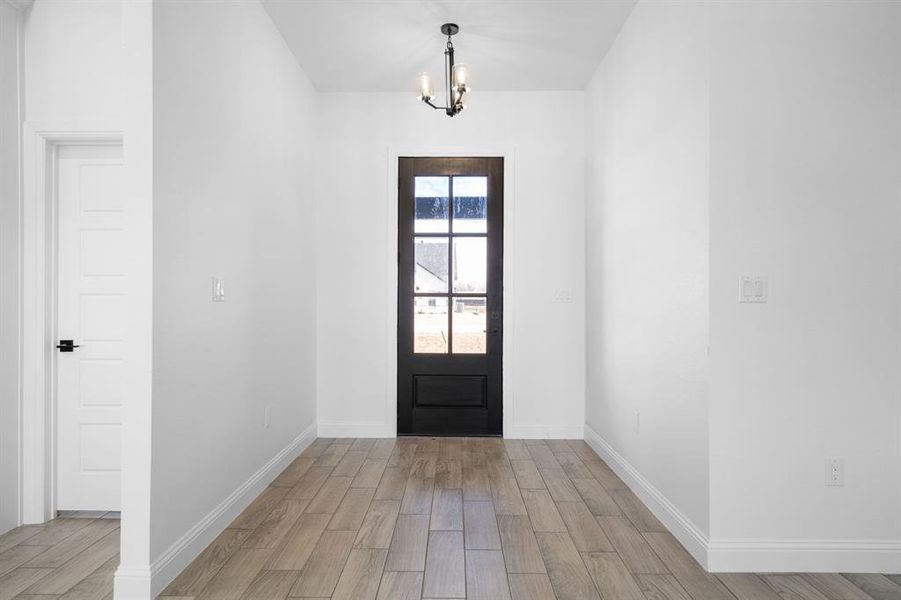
[
  {"xmin": 552, "ymin": 289, "xmax": 573, "ymax": 304},
  {"xmin": 212, "ymin": 277, "xmax": 226, "ymax": 302},
  {"xmin": 825, "ymin": 458, "xmax": 844, "ymax": 487},
  {"xmin": 739, "ymin": 275, "xmax": 767, "ymax": 303}
]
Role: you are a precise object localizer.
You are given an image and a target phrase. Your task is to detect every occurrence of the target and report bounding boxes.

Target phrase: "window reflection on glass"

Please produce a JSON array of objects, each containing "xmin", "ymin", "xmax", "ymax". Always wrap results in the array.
[
  {"xmin": 452, "ymin": 297, "xmax": 486, "ymax": 354},
  {"xmin": 415, "ymin": 237, "xmax": 448, "ymax": 293},
  {"xmin": 452, "ymin": 237, "xmax": 487, "ymax": 293},
  {"xmin": 414, "ymin": 296, "xmax": 448, "ymax": 353},
  {"xmin": 415, "ymin": 176, "xmax": 449, "ymax": 233},
  {"xmin": 453, "ymin": 176, "xmax": 487, "ymax": 233}
]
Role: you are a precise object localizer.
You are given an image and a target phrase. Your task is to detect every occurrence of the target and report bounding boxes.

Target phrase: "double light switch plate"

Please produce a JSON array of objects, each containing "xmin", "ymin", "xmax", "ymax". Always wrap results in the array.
[{"xmin": 739, "ymin": 275, "xmax": 767, "ymax": 303}]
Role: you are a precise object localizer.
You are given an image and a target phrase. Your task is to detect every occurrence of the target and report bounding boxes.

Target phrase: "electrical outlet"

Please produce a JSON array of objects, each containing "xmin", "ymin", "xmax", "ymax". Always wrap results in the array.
[
  {"xmin": 264, "ymin": 406, "xmax": 271, "ymax": 429},
  {"xmin": 634, "ymin": 411, "xmax": 641, "ymax": 434},
  {"xmin": 825, "ymin": 458, "xmax": 844, "ymax": 486}
]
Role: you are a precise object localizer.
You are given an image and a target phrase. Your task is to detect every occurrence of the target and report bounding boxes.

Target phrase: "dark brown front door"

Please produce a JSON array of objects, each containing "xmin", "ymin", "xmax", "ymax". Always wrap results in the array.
[{"xmin": 397, "ymin": 157, "xmax": 504, "ymax": 436}]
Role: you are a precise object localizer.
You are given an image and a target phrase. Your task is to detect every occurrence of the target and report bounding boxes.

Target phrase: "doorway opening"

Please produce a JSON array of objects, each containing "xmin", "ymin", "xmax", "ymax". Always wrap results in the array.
[
  {"xmin": 397, "ymin": 157, "xmax": 504, "ymax": 435},
  {"xmin": 21, "ymin": 128, "xmax": 125, "ymax": 523}
]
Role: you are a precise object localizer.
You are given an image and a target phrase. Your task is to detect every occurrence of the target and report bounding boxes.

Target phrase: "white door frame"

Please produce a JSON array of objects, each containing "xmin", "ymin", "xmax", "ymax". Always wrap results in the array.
[
  {"xmin": 385, "ymin": 146, "xmax": 516, "ymax": 437},
  {"xmin": 21, "ymin": 121, "xmax": 123, "ymax": 523}
]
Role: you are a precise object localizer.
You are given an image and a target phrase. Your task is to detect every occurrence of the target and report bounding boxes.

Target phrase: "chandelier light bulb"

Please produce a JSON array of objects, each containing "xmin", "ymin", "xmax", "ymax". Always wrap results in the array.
[
  {"xmin": 416, "ymin": 72, "xmax": 434, "ymax": 101},
  {"xmin": 452, "ymin": 63, "xmax": 470, "ymax": 92}
]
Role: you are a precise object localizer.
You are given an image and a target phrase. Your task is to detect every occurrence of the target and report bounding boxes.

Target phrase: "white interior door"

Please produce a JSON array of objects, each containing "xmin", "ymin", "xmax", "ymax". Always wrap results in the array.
[{"xmin": 56, "ymin": 144, "xmax": 125, "ymax": 512}]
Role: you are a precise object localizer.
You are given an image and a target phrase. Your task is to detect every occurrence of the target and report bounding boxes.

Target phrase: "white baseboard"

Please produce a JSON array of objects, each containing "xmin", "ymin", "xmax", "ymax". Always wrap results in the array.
[
  {"xmin": 505, "ymin": 424, "xmax": 584, "ymax": 439},
  {"xmin": 112, "ymin": 566, "xmax": 152, "ymax": 600},
  {"xmin": 707, "ymin": 538, "xmax": 901, "ymax": 574},
  {"xmin": 112, "ymin": 422, "xmax": 317, "ymax": 599},
  {"xmin": 583, "ymin": 423, "xmax": 901, "ymax": 574},
  {"xmin": 582, "ymin": 424, "xmax": 710, "ymax": 568},
  {"xmin": 317, "ymin": 420, "xmax": 395, "ymax": 438}
]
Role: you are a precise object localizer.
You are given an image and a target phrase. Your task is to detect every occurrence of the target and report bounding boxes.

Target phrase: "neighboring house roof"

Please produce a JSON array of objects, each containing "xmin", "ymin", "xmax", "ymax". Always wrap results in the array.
[
  {"xmin": 415, "ymin": 241, "xmax": 447, "ymax": 291},
  {"xmin": 415, "ymin": 263, "xmax": 446, "ymax": 292}
]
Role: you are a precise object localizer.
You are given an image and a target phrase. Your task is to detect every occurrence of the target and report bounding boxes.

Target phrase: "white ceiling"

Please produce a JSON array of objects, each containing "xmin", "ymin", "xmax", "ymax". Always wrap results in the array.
[{"xmin": 260, "ymin": 0, "xmax": 636, "ymax": 92}]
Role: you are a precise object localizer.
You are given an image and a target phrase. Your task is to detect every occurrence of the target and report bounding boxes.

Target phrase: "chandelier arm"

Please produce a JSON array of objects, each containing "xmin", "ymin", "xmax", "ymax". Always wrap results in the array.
[{"xmin": 422, "ymin": 98, "xmax": 448, "ymax": 111}]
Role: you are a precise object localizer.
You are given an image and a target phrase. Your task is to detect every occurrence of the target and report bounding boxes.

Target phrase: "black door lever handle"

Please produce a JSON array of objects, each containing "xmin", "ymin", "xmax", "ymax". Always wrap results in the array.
[{"xmin": 56, "ymin": 340, "xmax": 80, "ymax": 352}]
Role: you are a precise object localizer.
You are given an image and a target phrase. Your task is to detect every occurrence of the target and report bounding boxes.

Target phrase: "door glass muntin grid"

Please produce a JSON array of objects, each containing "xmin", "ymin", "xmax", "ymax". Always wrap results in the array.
[{"xmin": 413, "ymin": 175, "xmax": 489, "ymax": 354}]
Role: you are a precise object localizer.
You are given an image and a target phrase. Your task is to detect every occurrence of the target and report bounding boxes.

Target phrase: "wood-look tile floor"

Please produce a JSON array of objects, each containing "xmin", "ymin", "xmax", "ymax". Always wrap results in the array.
[
  {"xmin": 0, "ymin": 512, "xmax": 119, "ymax": 599},
  {"xmin": 2, "ymin": 438, "xmax": 899, "ymax": 599}
]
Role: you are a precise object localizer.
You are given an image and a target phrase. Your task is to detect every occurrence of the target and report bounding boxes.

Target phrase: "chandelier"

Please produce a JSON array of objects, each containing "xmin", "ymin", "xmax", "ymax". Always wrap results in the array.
[{"xmin": 416, "ymin": 23, "xmax": 470, "ymax": 117}]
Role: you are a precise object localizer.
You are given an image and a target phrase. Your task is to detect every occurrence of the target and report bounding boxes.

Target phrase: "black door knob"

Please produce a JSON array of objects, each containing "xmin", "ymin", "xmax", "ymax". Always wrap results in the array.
[{"xmin": 56, "ymin": 340, "xmax": 81, "ymax": 352}]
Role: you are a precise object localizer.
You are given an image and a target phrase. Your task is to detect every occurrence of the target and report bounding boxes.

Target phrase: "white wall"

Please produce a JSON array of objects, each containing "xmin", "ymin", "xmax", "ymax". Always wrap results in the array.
[
  {"xmin": 707, "ymin": 0, "xmax": 901, "ymax": 571},
  {"xmin": 0, "ymin": 0, "xmax": 22, "ymax": 536},
  {"xmin": 585, "ymin": 0, "xmax": 901, "ymax": 572},
  {"xmin": 23, "ymin": 0, "xmax": 122, "ymax": 122},
  {"xmin": 584, "ymin": 0, "xmax": 710, "ymax": 539},
  {"xmin": 149, "ymin": 0, "xmax": 318, "ymax": 589},
  {"xmin": 315, "ymin": 92, "xmax": 586, "ymax": 439}
]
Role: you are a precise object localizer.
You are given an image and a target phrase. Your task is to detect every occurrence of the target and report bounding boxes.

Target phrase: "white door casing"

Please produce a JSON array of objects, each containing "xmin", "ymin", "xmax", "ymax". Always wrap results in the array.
[{"xmin": 56, "ymin": 144, "xmax": 124, "ymax": 511}]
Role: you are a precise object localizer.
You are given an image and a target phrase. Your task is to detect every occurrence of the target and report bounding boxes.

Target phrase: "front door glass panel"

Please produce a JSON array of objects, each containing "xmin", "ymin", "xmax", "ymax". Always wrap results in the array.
[
  {"xmin": 452, "ymin": 297, "xmax": 486, "ymax": 354},
  {"xmin": 452, "ymin": 237, "xmax": 486, "ymax": 294},
  {"xmin": 412, "ymin": 176, "xmax": 489, "ymax": 354},
  {"xmin": 415, "ymin": 177, "xmax": 449, "ymax": 233},
  {"xmin": 414, "ymin": 237, "xmax": 449, "ymax": 293},
  {"xmin": 452, "ymin": 176, "xmax": 487, "ymax": 233},
  {"xmin": 414, "ymin": 296, "xmax": 448, "ymax": 353}
]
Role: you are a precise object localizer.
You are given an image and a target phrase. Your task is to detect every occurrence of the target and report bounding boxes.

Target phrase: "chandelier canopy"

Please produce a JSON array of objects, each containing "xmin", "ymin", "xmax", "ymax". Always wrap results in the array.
[{"xmin": 416, "ymin": 23, "xmax": 470, "ymax": 117}]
